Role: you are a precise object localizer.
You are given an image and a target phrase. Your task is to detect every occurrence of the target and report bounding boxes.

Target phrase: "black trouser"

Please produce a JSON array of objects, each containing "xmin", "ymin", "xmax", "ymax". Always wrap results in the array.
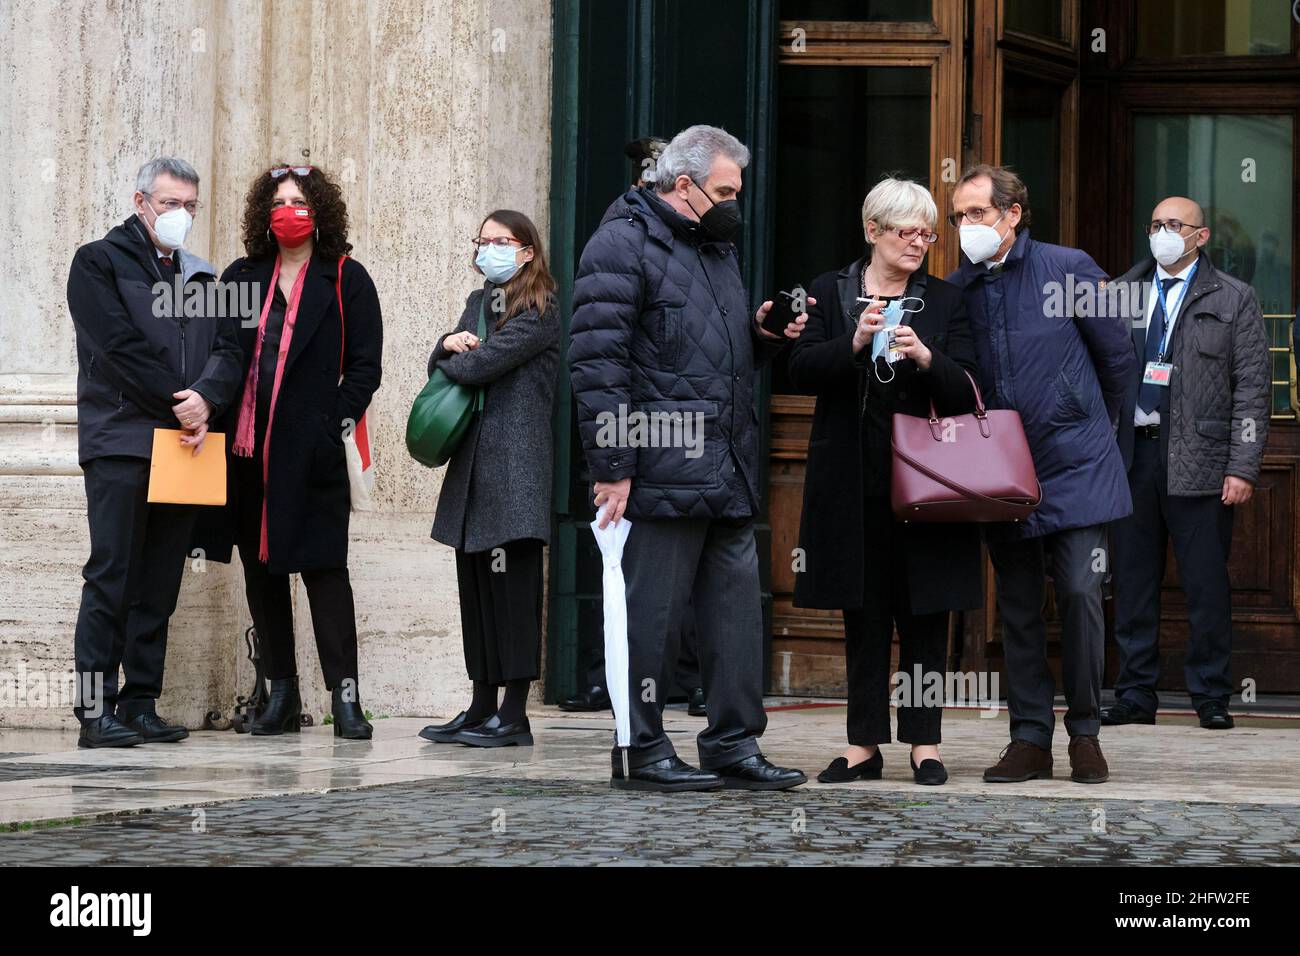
[
  {"xmin": 583, "ymin": 606, "xmax": 702, "ymax": 695},
  {"xmin": 235, "ymin": 455, "xmax": 357, "ymax": 688},
  {"xmin": 843, "ymin": 496, "xmax": 949, "ymax": 746},
  {"xmin": 618, "ymin": 517, "xmax": 767, "ymax": 770},
  {"xmin": 1112, "ymin": 433, "xmax": 1234, "ymax": 712},
  {"xmin": 73, "ymin": 456, "xmax": 198, "ymax": 723},
  {"xmin": 988, "ymin": 523, "xmax": 1107, "ymax": 748},
  {"xmin": 455, "ymin": 539, "xmax": 543, "ymax": 684}
]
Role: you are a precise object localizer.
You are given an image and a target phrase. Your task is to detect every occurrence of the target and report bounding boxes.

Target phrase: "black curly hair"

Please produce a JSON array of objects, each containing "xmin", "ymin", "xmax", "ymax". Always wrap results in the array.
[{"xmin": 240, "ymin": 163, "xmax": 353, "ymax": 260}]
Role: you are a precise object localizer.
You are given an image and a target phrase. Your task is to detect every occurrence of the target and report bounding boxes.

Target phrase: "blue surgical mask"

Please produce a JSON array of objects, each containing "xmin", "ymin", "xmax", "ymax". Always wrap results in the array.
[
  {"xmin": 476, "ymin": 242, "xmax": 524, "ymax": 284},
  {"xmin": 864, "ymin": 296, "xmax": 925, "ymax": 383}
]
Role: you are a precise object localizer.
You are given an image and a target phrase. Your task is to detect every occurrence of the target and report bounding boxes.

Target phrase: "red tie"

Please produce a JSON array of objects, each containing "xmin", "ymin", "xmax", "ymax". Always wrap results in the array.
[{"xmin": 161, "ymin": 256, "xmax": 173, "ymax": 268}]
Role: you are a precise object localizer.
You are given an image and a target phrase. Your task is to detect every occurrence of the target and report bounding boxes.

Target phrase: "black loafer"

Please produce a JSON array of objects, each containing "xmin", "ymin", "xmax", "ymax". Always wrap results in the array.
[
  {"xmin": 77, "ymin": 715, "xmax": 143, "ymax": 749},
  {"xmin": 715, "ymin": 754, "xmax": 807, "ymax": 791},
  {"xmin": 610, "ymin": 755, "xmax": 723, "ymax": 792},
  {"xmin": 558, "ymin": 685, "xmax": 611, "ymax": 712},
  {"xmin": 418, "ymin": 711, "xmax": 485, "ymax": 743},
  {"xmin": 123, "ymin": 712, "xmax": 189, "ymax": 743},
  {"xmin": 817, "ymin": 750, "xmax": 882, "ymax": 783},
  {"xmin": 687, "ymin": 687, "xmax": 708, "ymax": 717},
  {"xmin": 455, "ymin": 714, "xmax": 533, "ymax": 747},
  {"xmin": 1197, "ymin": 700, "xmax": 1235, "ymax": 730},
  {"xmin": 910, "ymin": 756, "xmax": 948, "ymax": 786},
  {"xmin": 1100, "ymin": 698, "xmax": 1156, "ymax": 726}
]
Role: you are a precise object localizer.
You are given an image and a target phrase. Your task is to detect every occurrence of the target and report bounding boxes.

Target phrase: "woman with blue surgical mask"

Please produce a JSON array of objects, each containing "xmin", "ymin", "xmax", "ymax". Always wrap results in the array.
[
  {"xmin": 787, "ymin": 177, "xmax": 985, "ymax": 786},
  {"xmin": 418, "ymin": 210, "xmax": 559, "ymax": 749}
]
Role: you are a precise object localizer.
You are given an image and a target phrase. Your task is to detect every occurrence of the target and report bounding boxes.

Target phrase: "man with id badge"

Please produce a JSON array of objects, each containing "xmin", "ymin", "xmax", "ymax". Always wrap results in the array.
[{"xmin": 1105, "ymin": 197, "xmax": 1270, "ymax": 732}]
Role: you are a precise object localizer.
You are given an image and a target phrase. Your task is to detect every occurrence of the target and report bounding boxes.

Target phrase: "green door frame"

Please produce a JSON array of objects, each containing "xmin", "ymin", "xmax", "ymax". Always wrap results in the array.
[{"xmin": 545, "ymin": 0, "xmax": 780, "ymax": 701}]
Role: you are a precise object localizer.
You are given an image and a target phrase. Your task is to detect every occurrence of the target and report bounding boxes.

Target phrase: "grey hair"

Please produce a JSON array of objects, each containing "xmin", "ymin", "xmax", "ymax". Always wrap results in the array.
[
  {"xmin": 135, "ymin": 157, "xmax": 200, "ymax": 195},
  {"xmin": 654, "ymin": 125, "xmax": 750, "ymax": 192},
  {"xmin": 861, "ymin": 176, "xmax": 937, "ymax": 239}
]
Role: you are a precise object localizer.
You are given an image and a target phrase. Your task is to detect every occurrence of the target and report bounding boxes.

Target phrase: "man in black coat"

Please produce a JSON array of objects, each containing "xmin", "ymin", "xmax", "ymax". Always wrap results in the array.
[
  {"xmin": 562, "ymin": 135, "xmax": 705, "ymax": 718},
  {"xmin": 569, "ymin": 125, "xmax": 807, "ymax": 791},
  {"xmin": 66, "ymin": 158, "xmax": 243, "ymax": 747}
]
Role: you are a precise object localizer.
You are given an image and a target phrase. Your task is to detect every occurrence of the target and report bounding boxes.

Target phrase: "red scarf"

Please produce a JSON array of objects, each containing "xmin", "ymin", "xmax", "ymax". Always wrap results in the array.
[{"xmin": 232, "ymin": 256, "xmax": 310, "ymax": 563}]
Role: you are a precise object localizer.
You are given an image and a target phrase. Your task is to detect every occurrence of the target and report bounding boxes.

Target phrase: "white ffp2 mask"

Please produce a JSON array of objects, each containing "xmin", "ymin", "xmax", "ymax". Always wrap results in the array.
[
  {"xmin": 143, "ymin": 199, "xmax": 193, "ymax": 250},
  {"xmin": 1149, "ymin": 230, "xmax": 1189, "ymax": 268},
  {"xmin": 959, "ymin": 215, "xmax": 1006, "ymax": 264}
]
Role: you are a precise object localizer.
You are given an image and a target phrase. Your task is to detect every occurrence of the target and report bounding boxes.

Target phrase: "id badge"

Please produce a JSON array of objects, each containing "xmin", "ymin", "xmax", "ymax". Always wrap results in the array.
[{"xmin": 1143, "ymin": 361, "xmax": 1173, "ymax": 386}]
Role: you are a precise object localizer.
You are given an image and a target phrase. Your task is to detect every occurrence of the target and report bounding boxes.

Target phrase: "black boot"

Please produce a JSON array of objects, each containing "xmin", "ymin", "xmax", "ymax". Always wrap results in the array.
[
  {"xmin": 251, "ymin": 677, "xmax": 302, "ymax": 735},
  {"xmin": 332, "ymin": 685, "xmax": 373, "ymax": 740}
]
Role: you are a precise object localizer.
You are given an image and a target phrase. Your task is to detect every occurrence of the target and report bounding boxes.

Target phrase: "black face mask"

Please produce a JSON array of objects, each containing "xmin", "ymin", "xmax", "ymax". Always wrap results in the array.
[{"xmin": 688, "ymin": 179, "xmax": 743, "ymax": 243}]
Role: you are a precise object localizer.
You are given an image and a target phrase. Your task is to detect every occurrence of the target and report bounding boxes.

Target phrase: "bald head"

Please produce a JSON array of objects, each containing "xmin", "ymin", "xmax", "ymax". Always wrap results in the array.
[{"xmin": 1151, "ymin": 196, "xmax": 1204, "ymax": 228}]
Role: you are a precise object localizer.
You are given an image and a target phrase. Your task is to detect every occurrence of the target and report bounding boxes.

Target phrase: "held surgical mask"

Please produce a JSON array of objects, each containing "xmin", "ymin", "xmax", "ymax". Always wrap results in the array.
[
  {"xmin": 143, "ymin": 197, "xmax": 193, "ymax": 250},
  {"xmin": 958, "ymin": 213, "xmax": 1005, "ymax": 264},
  {"xmin": 859, "ymin": 295, "xmax": 925, "ymax": 383}
]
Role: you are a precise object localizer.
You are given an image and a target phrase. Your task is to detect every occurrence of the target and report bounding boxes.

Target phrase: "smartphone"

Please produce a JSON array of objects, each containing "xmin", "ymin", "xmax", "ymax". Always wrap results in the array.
[{"xmin": 762, "ymin": 289, "xmax": 801, "ymax": 336}]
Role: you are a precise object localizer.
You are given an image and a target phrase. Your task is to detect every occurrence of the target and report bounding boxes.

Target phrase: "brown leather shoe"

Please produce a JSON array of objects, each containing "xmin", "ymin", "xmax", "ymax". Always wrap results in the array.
[
  {"xmin": 983, "ymin": 739, "xmax": 1053, "ymax": 782},
  {"xmin": 1068, "ymin": 735, "xmax": 1110, "ymax": 784}
]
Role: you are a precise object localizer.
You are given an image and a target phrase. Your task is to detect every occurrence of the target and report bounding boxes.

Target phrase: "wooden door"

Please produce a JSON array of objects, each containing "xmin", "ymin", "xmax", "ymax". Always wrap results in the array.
[{"xmin": 768, "ymin": 0, "xmax": 965, "ymax": 695}]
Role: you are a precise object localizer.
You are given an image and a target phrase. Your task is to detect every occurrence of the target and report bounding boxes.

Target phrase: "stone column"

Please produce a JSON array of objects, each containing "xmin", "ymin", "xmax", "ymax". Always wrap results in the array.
[{"xmin": 0, "ymin": 0, "xmax": 553, "ymax": 730}]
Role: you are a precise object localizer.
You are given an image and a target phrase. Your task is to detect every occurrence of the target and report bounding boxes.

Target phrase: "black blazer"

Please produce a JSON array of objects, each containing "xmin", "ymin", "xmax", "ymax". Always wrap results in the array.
[
  {"xmin": 197, "ymin": 252, "xmax": 383, "ymax": 573},
  {"xmin": 787, "ymin": 255, "xmax": 983, "ymax": 615}
]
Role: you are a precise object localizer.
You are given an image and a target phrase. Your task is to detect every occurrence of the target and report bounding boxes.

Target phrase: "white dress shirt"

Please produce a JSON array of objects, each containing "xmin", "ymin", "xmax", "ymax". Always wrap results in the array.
[{"xmin": 1134, "ymin": 259, "xmax": 1197, "ymax": 427}]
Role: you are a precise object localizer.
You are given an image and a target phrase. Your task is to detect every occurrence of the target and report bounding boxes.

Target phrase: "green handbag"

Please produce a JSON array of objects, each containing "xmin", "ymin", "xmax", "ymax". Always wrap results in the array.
[{"xmin": 406, "ymin": 301, "xmax": 487, "ymax": 468}]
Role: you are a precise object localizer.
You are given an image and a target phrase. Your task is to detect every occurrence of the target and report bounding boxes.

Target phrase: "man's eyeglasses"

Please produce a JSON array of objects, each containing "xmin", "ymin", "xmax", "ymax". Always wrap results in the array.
[
  {"xmin": 946, "ymin": 206, "xmax": 1001, "ymax": 228},
  {"xmin": 1148, "ymin": 219, "xmax": 1204, "ymax": 235},
  {"xmin": 269, "ymin": 166, "xmax": 315, "ymax": 178},
  {"xmin": 892, "ymin": 227, "xmax": 939, "ymax": 244},
  {"xmin": 145, "ymin": 193, "xmax": 202, "ymax": 215},
  {"xmin": 471, "ymin": 236, "xmax": 530, "ymax": 249}
]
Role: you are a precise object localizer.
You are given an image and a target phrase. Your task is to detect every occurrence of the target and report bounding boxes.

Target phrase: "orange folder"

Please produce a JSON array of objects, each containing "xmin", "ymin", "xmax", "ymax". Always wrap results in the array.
[{"xmin": 146, "ymin": 429, "xmax": 227, "ymax": 506}]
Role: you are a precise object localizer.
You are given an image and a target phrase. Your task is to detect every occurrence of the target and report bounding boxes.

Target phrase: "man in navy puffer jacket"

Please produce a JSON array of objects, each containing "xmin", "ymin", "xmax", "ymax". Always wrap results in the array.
[{"xmin": 569, "ymin": 125, "xmax": 807, "ymax": 792}]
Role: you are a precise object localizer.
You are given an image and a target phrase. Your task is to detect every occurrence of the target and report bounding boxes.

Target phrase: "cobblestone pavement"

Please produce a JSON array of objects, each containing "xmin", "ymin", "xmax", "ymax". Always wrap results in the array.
[{"xmin": 4, "ymin": 776, "xmax": 1299, "ymax": 866}]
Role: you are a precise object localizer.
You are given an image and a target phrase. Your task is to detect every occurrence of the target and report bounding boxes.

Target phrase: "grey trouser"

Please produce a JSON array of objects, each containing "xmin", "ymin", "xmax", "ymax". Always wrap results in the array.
[
  {"xmin": 988, "ymin": 524, "xmax": 1107, "ymax": 748},
  {"xmin": 616, "ymin": 516, "xmax": 767, "ymax": 770}
]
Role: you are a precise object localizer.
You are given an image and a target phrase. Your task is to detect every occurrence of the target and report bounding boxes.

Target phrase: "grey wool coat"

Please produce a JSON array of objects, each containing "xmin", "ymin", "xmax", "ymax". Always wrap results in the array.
[{"xmin": 428, "ymin": 283, "xmax": 560, "ymax": 553}]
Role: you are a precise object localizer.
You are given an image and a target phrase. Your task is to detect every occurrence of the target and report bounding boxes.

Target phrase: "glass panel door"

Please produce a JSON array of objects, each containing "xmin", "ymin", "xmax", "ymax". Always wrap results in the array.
[
  {"xmin": 781, "ymin": 0, "xmax": 932, "ymax": 20},
  {"xmin": 773, "ymin": 65, "xmax": 931, "ymax": 308},
  {"xmin": 1132, "ymin": 112, "xmax": 1295, "ymax": 415},
  {"xmin": 1134, "ymin": 0, "xmax": 1296, "ymax": 58}
]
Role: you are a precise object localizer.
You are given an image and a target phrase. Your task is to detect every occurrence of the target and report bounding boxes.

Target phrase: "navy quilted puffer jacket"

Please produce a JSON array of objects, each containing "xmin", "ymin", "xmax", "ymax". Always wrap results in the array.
[{"xmin": 570, "ymin": 187, "xmax": 780, "ymax": 520}]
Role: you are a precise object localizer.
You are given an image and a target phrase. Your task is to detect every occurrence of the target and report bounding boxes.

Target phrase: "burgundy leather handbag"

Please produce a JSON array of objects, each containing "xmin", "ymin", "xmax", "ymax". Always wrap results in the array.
[{"xmin": 890, "ymin": 371, "xmax": 1041, "ymax": 522}]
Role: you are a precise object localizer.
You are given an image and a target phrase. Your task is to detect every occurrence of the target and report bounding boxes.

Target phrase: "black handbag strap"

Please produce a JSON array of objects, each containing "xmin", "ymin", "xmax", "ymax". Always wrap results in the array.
[{"xmin": 472, "ymin": 299, "xmax": 487, "ymax": 412}]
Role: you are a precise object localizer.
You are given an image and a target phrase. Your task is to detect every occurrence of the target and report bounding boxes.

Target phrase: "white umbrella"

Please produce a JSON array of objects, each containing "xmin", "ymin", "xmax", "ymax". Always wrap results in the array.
[{"xmin": 590, "ymin": 504, "xmax": 633, "ymax": 778}]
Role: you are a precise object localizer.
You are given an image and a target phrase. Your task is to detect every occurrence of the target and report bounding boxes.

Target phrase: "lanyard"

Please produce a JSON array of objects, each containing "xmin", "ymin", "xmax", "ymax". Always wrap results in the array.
[{"xmin": 1152, "ymin": 260, "xmax": 1198, "ymax": 362}]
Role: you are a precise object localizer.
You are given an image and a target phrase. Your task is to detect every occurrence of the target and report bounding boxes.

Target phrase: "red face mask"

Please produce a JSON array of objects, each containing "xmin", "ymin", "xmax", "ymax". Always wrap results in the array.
[{"xmin": 270, "ymin": 205, "xmax": 314, "ymax": 248}]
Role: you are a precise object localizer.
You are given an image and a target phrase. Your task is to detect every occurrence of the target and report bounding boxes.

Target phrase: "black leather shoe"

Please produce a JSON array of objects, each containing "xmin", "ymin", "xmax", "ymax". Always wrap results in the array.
[
  {"xmin": 1100, "ymin": 698, "xmax": 1156, "ymax": 726},
  {"xmin": 817, "ymin": 750, "xmax": 882, "ymax": 783},
  {"xmin": 123, "ymin": 712, "xmax": 189, "ymax": 742},
  {"xmin": 610, "ymin": 755, "xmax": 723, "ymax": 792},
  {"xmin": 251, "ymin": 677, "xmax": 302, "ymax": 735},
  {"xmin": 716, "ymin": 754, "xmax": 807, "ymax": 791},
  {"xmin": 331, "ymin": 685, "xmax": 373, "ymax": 740},
  {"xmin": 1197, "ymin": 700, "xmax": 1235, "ymax": 730},
  {"xmin": 910, "ymin": 756, "xmax": 948, "ymax": 786},
  {"xmin": 419, "ymin": 711, "xmax": 485, "ymax": 743},
  {"xmin": 687, "ymin": 687, "xmax": 707, "ymax": 717},
  {"xmin": 455, "ymin": 713, "xmax": 532, "ymax": 747},
  {"xmin": 558, "ymin": 685, "xmax": 611, "ymax": 712},
  {"xmin": 78, "ymin": 715, "xmax": 143, "ymax": 749}
]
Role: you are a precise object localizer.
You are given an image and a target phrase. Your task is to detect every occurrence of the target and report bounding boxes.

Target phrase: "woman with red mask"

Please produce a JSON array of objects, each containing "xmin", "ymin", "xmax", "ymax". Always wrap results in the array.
[{"xmin": 216, "ymin": 164, "xmax": 383, "ymax": 738}]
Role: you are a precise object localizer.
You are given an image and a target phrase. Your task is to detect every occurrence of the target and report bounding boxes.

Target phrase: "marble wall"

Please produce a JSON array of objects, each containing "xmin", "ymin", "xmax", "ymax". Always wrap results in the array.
[{"xmin": 0, "ymin": 0, "xmax": 554, "ymax": 729}]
